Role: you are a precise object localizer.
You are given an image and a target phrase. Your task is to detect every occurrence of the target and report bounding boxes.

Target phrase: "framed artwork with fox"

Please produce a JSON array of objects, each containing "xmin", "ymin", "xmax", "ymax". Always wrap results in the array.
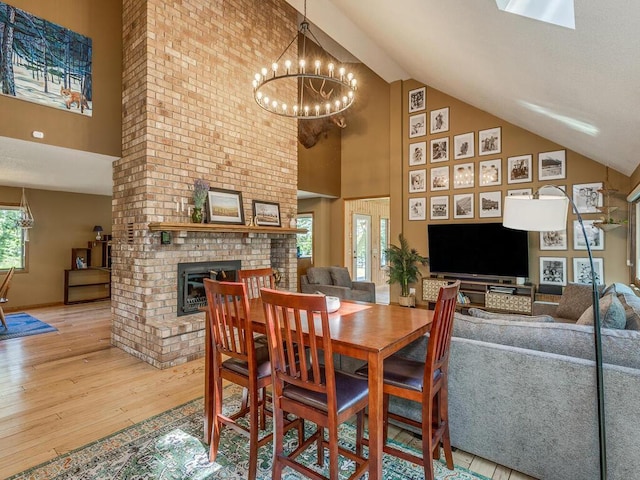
[{"xmin": 0, "ymin": 2, "xmax": 93, "ymax": 116}]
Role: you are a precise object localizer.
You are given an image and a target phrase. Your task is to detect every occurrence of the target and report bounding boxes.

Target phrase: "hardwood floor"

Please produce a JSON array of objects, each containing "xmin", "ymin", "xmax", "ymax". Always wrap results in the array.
[{"xmin": 0, "ymin": 301, "xmax": 535, "ymax": 479}]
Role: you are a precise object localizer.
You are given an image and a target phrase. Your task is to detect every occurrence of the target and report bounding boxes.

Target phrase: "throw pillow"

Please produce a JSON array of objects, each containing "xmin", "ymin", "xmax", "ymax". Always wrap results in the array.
[
  {"xmin": 306, "ymin": 267, "xmax": 332, "ymax": 286},
  {"xmin": 616, "ymin": 292, "xmax": 640, "ymax": 330},
  {"xmin": 467, "ymin": 307, "xmax": 554, "ymax": 323},
  {"xmin": 556, "ymin": 282, "xmax": 605, "ymax": 320},
  {"xmin": 329, "ymin": 266, "xmax": 353, "ymax": 288},
  {"xmin": 577, "ymin": 293, "xmax": 626, "ymax": 329}
]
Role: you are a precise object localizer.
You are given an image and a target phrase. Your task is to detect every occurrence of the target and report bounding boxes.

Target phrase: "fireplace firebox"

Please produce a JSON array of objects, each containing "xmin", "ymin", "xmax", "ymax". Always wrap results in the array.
[{"xmin": 177, "ymin": 260, "xmax": 241, "ymax": 316}]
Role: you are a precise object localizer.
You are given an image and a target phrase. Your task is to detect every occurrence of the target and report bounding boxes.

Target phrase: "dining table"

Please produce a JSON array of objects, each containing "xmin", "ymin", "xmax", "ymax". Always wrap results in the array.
[{"xmin": 204, "ymin": 298, "xmax": 434, "ymax": 480}]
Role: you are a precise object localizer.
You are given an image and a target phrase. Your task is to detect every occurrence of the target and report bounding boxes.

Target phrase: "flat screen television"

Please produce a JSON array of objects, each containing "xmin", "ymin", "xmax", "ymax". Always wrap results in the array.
[{"xmin": 427, "ymin": 223, "xmax": 529, "ymax": 279}]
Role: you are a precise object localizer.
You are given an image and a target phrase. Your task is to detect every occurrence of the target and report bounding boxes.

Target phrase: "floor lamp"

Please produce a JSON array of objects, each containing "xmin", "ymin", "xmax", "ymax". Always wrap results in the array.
[{"xmin": 503, "ymin": 186, "xmax": 607, "ymax": 480}]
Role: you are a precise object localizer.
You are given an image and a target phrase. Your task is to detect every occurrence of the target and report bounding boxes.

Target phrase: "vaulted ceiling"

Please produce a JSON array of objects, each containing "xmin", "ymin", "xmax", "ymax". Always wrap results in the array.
[{"xmin": 288, "ymin": 0, "xmax": 640, "ymax": 177}]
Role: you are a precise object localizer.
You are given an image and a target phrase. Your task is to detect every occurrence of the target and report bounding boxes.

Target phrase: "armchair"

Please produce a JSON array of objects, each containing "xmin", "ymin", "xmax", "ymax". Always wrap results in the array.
[{"xmin": 300, "ymin": 266, "xmax": 376, "ymax": 303}]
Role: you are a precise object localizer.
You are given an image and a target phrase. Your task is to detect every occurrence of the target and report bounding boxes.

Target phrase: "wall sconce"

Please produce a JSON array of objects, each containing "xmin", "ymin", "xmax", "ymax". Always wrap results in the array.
[{"xmin": 93, "ymin": 225, "xmax": 103, "ymax": 241}]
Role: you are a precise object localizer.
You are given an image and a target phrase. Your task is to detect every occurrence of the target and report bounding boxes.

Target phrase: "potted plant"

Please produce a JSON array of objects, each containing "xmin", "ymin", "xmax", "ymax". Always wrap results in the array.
[
  {"xmin": 191, "ymin": 178, "xmax": 210, "ymax": 223},
  {"xmin": 385, "ymin": 233, "xmax": 429, "ymax": 307}
]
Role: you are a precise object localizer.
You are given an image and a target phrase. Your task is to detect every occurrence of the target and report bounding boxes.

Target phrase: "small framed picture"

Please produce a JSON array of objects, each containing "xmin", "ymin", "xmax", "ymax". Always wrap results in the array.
[
  {"xmin": 252, "ymin": 200, "xmax": 281, "ymax": 227},
  {"xmin": 206, "ymin": 187, "xmax": 245, "ymax": 225},
  {"xmin": 540, "ymin": 257, "xmax": 567, "ymax": 286},
  {"xmin": 479, "ymin": 159, "xmax": 502, "ymax": 186},
  {"xmin": 430, "ymin": 107, "xmax": 449, "ymax": 133},
  {"xmin": 430, "ymin": 166, "xmax": 449, "ymax": 191},
  {"xmin": 409, "ymin": 169, "xmax": 427, "ymax": 193},
  {"xmin": 478, "ymin": 127, "xmax": 501, "ymax": 156},
  {"xmin": 539, "ymin": 149, "xmax": 566, "ymax": 181},
  {"xmin": 409, "ymin": 197, "xmax": 426, "ymax": 221},
  {"xmin": 507, "ymin": 154, "xmax": 533, "ymax": 184},
  {"xmin": 408, "ymin": 86, "xmax": 426, "ymax": 113},
  {"xmin": 430, "ymin": 137, "xmax": 449, "ymax": 162},
  {"xmin": 453, "ymin": 163, "xmax": 474, "ymax": 189},
  {"xmin": 573, "ymin": 257, "xmax": 604, "ymax": 285},
  {"xmin": 572, "ymin": 182, "xmax": 603, "ymax": 213},
  {"xmin": 453, "ymin": 193, "xmax": 474, "ymax": 219},
  {"xmin": 453, "ymin": 132, "xmax": 474, "ymax": 160},
  {"xmin": 573, "ymin": 220, "xmax": 604, "ymax": 251},
  {"xmin": 409, "ymin": 113, "xmax": 426, "ymax": 138},
  {"xmin": 540, "ymin": 230, "xmax": 567, "ymax": 250},
  {"xmin": 409, "ymin": 142, "xmax": 427, "ymax": 166},
  {"xmin": 508, "ymin": 188, "xmax": 532, "ymax": 196},
  {"xmin": 479, "ymin": 191, "xmax": 502, "ymax": 218},
  {"xmin": 430, "ymin": 196, "xmax": 449, "ymax": 220}
]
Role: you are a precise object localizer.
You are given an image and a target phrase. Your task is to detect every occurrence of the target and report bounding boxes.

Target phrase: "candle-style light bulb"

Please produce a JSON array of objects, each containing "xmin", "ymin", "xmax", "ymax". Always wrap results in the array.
[
  {"xmin": 328, "ymin": 63, "xmax": 334, "ymax": 77},
  {"xmin": 261, "ymin": 67, "xmax": 268, "ymax": 78},
  {"xmin": 299, "ymin": 59, "xmax": 306, "ymax": 73},
  {"xmin": 314, "ymin": 60, "xmax": 321, "ymax": 74},
  {"xmin": 284, "ymin": 60, "xmax": 291, "ymax": 74}
]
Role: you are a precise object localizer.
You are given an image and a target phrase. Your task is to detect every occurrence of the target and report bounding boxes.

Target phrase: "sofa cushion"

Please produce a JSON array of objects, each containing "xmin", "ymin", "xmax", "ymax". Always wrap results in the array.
[
  {"xmin": 556, "ymin": 283, "xmax": 604, "ymax": 320},
  {"xmin": 452, "ymin": 313, "xmax": 640, "ymax": 369},
  {"xmin": 577, "ymin": 293, "xmax": 626, "ymax": 329},
  {"xmin": 329, "ymin": 267, "xmax": 353, "ymax": 288},
  {"xmin": 468, "ymin": 308, "xmax": 554, "ymax": 323},
  {"xmin": 306, "ymin": 267, "xmax": 332, "ymax": 286},
  {"xmin": 603, "ymin": 282, "xmax": 636, "ymax": 297}
]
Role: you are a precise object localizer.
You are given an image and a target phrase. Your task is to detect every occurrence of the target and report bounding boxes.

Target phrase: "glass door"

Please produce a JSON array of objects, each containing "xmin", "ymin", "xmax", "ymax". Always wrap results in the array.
[{"xmin": 352, "ymin": 213, "xmax": 371, "ymax": 281}]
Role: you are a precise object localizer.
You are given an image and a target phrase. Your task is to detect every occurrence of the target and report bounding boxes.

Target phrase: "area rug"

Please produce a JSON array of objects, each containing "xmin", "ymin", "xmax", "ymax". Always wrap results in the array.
[
  {"xmin": 0, "ymin": 312, "xmax": 57, "ymax": 340},
  {"xmin": 7, "ymin": 387, "xmax": 490, "ymax": 480}
]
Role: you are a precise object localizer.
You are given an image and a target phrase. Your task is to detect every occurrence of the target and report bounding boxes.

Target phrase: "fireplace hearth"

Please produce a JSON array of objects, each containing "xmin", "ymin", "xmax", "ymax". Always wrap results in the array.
[{"xmin": 177, "ymin": 260, "xmax": 241, "ymax": 316}]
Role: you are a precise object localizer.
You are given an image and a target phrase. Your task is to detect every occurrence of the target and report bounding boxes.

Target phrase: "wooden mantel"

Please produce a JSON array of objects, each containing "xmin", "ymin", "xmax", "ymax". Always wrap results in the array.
[{"xmin": 148, "ymin": 222, "xmax": 306, "ymax": 235}]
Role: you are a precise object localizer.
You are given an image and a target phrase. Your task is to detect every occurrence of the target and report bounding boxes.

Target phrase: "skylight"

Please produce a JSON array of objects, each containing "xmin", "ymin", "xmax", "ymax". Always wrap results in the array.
[{"xmin": 496, "ymin": 0, "xmax": 575, "ymax": 29}]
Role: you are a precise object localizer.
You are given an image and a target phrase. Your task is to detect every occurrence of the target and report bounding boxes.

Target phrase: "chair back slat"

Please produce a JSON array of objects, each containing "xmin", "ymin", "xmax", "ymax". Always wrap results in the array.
[
  {"xmin": 204, "ymin": 279, "xmax": 254, "ymax": 362},
  {"xmin": 237, "ymin": 268, "xmax": 274, "ymax": 299},
  {"xmin": 0, "ymin": 267, "xmax": 15, "ymax": 299},
  {"xmin": 425, "ymin": 281, "xmax": 460, "ymax": 380},
  {"xmin": 261, "ymin": 288, "xmax": 334, "ymax": 397}
]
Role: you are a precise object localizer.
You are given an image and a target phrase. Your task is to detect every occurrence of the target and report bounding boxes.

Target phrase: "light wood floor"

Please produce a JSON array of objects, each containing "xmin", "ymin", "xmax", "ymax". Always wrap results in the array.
[{"xmin": 0, "ymin": 301, "xmax": 536, "ymax": 479}]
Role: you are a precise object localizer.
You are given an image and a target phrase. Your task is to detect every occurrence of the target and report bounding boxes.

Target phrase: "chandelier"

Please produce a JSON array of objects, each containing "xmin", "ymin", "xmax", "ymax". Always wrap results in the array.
[
  {"xmin": 252, "ymin": 1, "xmax": 357, "ymax": 119},
  {"xmin": 17, "ymin": 188, "xmax": 34, "ymax": 242}
]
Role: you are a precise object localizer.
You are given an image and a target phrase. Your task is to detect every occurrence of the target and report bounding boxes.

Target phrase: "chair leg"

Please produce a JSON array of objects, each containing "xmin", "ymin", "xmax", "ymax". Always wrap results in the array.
[
  {"xmin": 440, "ymin": 382, "xmax": 454, "ymax": 469},
  {"xmin": 209, "ymin": 369, "xmax": 223, "ymax": 463},
  {"xmin": 272, "ymin": 399, "xmax": 285, "ymax": 480},
  {"xmin": 355, "ymin": 411, "xmax": 364, "ymax": 456},
  {"xmin": 328, "ymin": 421, "xmax": 339, "ymax": 480},
  {"xmin": 422, "ymin": 393, "xmax": 435, "ymax": 480},
  {"xmin": 383, "ymin": 393, "xmax": 390, "ymax": 445},
  {"xmin": 0, "ymin": 306, "xmax": 7, "ymax": 330},
  {"xmin": 248, "ymin": 386, "xmax": 259, "ymax": 480}
]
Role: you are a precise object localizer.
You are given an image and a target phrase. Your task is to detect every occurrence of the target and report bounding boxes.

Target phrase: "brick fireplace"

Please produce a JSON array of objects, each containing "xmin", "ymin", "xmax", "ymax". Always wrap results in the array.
[{"xmin": 114, "ymin": 0, "xmax": 299, "ymax": 368}]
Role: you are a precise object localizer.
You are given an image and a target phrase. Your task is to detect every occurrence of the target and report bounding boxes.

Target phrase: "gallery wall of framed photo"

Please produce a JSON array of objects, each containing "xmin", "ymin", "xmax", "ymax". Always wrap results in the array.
[{"xmin": 403, "ymin": 82, "xmax": 629, "ymax": 288}]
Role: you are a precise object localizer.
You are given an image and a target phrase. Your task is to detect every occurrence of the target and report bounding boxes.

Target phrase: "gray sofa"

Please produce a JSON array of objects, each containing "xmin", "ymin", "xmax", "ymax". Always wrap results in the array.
[
  {"xmin": 337, "ymin": 282, "xmax": 640, "ymax": 479},
  {"xmin": 300, "ymin": 266, "xmax": 376, "ymax": 303}
]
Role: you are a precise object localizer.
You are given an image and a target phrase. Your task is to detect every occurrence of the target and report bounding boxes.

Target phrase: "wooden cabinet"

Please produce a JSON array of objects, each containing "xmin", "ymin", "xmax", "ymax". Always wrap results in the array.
[
  {"xmin": 64, "ymin": 268, "xmax": 111, "ymax": 304},
  {"xmin": 423, "ymin": 277, "xmax": 535, "ymax": 314}
]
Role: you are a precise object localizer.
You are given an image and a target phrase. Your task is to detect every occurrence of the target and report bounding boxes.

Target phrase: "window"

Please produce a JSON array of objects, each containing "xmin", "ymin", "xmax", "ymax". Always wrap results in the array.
[
  {"xmin": 296, "ymin": 214, "xmax": 313, "ymax": 260},
  {"xmin": 0, "ymin": 206, "xmax": 26, "ymax": 270},
  {"xmin": 380, "ymin": 217, "xmax": 389, "ymax": 267}
]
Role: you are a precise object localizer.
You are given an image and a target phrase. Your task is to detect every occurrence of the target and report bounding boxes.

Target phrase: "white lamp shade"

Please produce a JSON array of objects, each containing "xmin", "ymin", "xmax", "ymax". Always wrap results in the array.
[{"xmin": 503, "ymin": 195, "xmax": 569, "ymax": 231}]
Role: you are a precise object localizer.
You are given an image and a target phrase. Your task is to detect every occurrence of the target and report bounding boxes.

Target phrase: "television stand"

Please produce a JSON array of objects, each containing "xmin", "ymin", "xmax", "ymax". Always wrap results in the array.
[{"xmin": 422, "ymin": 276, "xmax": 535, "ymax": 314}]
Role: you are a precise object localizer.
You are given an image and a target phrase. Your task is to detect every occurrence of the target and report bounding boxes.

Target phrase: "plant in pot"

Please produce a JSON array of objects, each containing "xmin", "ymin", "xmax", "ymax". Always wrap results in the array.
[
  {"xmin": 191, "ymin": 178, "xmax": 210, "ymax": 223},
  {"xmin": 385, "ymin": 233, "xmax": 429, "ymax": 307}
]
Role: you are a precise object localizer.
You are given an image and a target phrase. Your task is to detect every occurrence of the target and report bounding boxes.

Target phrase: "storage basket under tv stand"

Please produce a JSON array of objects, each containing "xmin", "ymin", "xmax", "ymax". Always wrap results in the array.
[{"xmin": 422, "ymin": 275, "xmax": 535, "ymax": 314}]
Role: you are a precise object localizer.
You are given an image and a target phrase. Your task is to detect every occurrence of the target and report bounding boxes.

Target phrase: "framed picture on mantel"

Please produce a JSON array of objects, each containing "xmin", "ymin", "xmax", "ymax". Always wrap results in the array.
[{"xmin": 206, "ymin": 188, "xmax": 244, "ymax": 225}]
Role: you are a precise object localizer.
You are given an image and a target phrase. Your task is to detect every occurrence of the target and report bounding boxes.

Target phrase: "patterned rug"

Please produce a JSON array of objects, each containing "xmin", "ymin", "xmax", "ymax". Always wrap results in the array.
[
  {"xmin": 8, "ymin": 387, "xmax": 490, "ymax": 480},
  {"xmin": 0, "ymin": 312, "xmax": 57, "ymax": 340}
]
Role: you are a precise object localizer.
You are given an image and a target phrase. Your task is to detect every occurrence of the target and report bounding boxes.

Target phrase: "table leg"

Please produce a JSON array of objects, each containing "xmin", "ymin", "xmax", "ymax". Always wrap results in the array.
[
  {"xmin": 367, "ymin": 351, "xmax": 383, "ymax": 480},
  {"xmin": 204, "ymin": 312, "xmax": 212, "ymax": 444}
]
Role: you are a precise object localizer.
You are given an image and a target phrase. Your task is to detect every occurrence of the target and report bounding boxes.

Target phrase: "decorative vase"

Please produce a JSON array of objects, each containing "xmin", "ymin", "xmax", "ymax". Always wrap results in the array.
[
  {"xmin": 398, "ymin": 295, "xmax": 415, "ymax": 307},
  {"xmin": 191, "ymin": 207, "xmax": 204, "ymax": 223},
  {"xmin": 289, "ymin": 217, "xmax": 297, "ymax": 228}
]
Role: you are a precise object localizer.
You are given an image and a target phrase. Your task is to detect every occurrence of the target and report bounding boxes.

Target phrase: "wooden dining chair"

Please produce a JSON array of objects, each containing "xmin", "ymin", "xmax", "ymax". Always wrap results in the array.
[
  {"xmin": 0, "ymin": 267, "xmax": 16, "ymax": 330},
  {"xmin": 237, "ymin": 267, "xmax": 274, "ymax": 299},
  {"xmin": 203, "ymin": 279, "xmax": 300, "ymax": 480},
  {"xmin": 260, "ymin": 287, "xmax": 370, "ymax": 480},
  {"xmin": 355, "ymin": 280, "xmax": 460, "ymax": 480}
]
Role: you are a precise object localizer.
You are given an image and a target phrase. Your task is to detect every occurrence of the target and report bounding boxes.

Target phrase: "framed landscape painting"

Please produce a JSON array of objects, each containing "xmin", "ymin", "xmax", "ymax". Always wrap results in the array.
[
  {"xmin": 206, "ymin": 188, "xmax": 244, "ymax": 225},
  {"xmin": 252, "ymin": 200, "xmax": 281, "ymax": 227},
  {"xmin": 479, "ymin": 191, "xmax": 501, "ymax": 218},
  {"xmin": 453, "ymin": 193, "xmax": 474, "ymax": 219},
  {"xmin": 539, "ymin": 150, "xmax": 566, "ymax": 181}
]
